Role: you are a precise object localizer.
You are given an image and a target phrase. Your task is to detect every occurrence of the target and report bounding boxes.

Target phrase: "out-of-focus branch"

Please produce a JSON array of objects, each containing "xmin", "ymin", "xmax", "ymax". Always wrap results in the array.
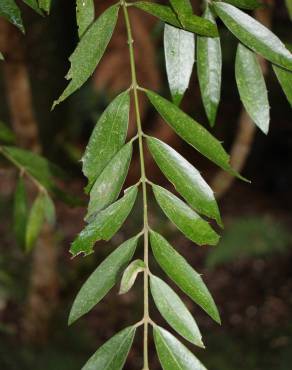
[
  {"xmin": 0, "ymin": 19, "xmax": 59, "ymax": 343},
  {"xmin": 211, "ymin": 0, "xmax": 273, "ymax": 199}
]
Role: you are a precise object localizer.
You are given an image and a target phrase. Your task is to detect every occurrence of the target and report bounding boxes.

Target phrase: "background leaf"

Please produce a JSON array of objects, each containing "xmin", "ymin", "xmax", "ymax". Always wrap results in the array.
[
  {"xmin": 154, "ymin": 326, "xmax": 207, "ymax": 370},
  {"xmin": 197, "ymin": 6, "xmax": 222, "ymax": 126},
  {"xmin": 69, "ymin": 236, "xmax": 139, "ymax": 325},
  {"xmin": 70, "ymin": 186, "xmax": 138, "ymax": 256},
  {"xmin": 0, "ymin": 122, "xmax": 15, "ymax": 144},
  {"xmin": 213, "ymin": 2, "xmax": 292, "ymax": 71},
  {"xmin": 147, "ymin": 136, "xmax": 221, "ymax": 226},
  {"xmin": 43, "ymin": 193, "xmax": 56, "ymax": 225},
  {"xmin": 164, "ymin": 24, "xmax": 195, "ymax": 106},
  {"xmin": 273, "ymin": 64, "xmax": 292, "ymax": 106},
  {"xmin": 150, "ymin": 231, "xmax": 221, "ymax": 323},
  {"xmin": 119, "ymin": 259, "xmax": 145, "ymax": 295},
  {"xmin": 25, "ymin": 193, "xmax": 46, "ymax": 251},
  {"xmin": 146, "ymin": 90, "xmax": 243, "ymax": 179},
  {"xmin": 235, "ymin": 43, "xmax": 270, "ymax": 134},
  {"xmin": 285, "ymin": 0, "xmax": 292, "ymax": 20},
  {"xmin": 76, "ymin": 0, "xmax": 95, "ymax": 38},
  {"xmin": 0, "ymin": 0, "xmax": 24, "ymax": 33},
  {"xmin": 150, "ymin": 275, "xmax": 204, "ymax": 347},
  {"xmin": 152, "ymin": 185, "xmax": 219, "ymax": 246},
  {"xmin": 82, "ymin": 326, "xmax": 136, "ymax": 370},
  {"xmin": 82, "ymin": 91, "xmax": 130, "ymax": 192},
  {"xmin": 13, "ymin": 177, "xmax": 28, "ymax": 247},
  {"xmin": 53, "ymin": 4, "xmax": 119, "ymax": 107},
  {"xmin": 86, "ymin": 142, "xmax": 132, "ymax": 221},
  {"xmin": 1, "ymin": 146, "xmax": 64, "ymax": 190}
]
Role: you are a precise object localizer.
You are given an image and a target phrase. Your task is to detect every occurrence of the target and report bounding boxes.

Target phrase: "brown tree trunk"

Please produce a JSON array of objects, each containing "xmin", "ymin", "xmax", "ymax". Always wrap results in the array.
[{"xmin": 0, "ymin": 19, "xmax": 59, "ymax": 343}]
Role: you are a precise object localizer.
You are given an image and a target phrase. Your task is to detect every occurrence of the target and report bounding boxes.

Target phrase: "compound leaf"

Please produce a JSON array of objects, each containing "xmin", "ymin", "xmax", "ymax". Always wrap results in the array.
[
  {"xmin": 146, "ymin": 90, "xmax": 244, "ymax": 179},
  {"xmin": 235, "ymin": 43, "xmax": 270, "ymax": 134},
  {"xmin": 197, "ymin": 6, "xmax": 222, "ymax": 126},
  {"xmin": 273, "ymin": 64, "xmax": 292, "ymax": 107},
  {"xmin": 70, "ymin": 186, "xmax": 138, "ymax": 256},
  {"xmin": 69, "ymin": 236, "xmax": 139, "ymax": 325},
  {"xmin": 164, "ymin": 24, "xmax": 195, "ymax": 106},
  {"xmin": 82, "ymin": 91, "xmax": 130, "ymax": 192},
  {"xmin": 152, "ymin": 185, "xmax": 219, "ymax": 246},
  {"xmin": 119, "ymin": 259, "xmax": 145, "ymax": 295},
  {"xmin": 150, "ymin": 275, "xmax": 204, "ymax": 347},
  {"xmin": 150, "ymin": 231, "xmax": 220, "ymax": 323},
  {"xmin": 154, "ymin": 326, "xmax": 207, "ymax": 370},
  {"xmin": 53, "ymin": 4, "xmax": 119, "ymax": 107},
  {"xmin": 13, "ymin": 177, "xmax": 28, "ymax": 246},
  {"xmin": 0, "ymin": 0, "xmax": 24, "ymax": 32},
  {"xmin": 86, "ymin": 142, "xmax": 132, "ymax": 221},
  {"xmin": 213, "ymin": 2, "xmax": 292, "ymax": 71},
  {"xmin": 76, "ymin": 0, "xmax": 95, "ymax": 38},
  {"xmin": 133, "ymin": 2, "xmax": 218, "ymax": 37},
  {"xmin": 147, "ymin": 136, "xmax": 221, "ymax": 226}
]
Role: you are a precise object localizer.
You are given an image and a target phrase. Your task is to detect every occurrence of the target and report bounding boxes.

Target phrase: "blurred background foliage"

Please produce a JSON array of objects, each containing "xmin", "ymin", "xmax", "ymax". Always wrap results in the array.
[{"xmin": 0, "ymin": 0, "xmax": 291, "ymax": 369}]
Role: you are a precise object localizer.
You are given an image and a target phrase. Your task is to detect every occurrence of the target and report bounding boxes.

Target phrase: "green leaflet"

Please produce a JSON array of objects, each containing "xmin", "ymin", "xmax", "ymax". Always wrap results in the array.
[
  {"xmin": 150, "ymin": 231, "xmax": 220, "ymax": 323},
  {"xmin": 22, "ymin": 0, "xmax": 43, "ymax": 15},
  {"xmin": 147, "ymin": 136, "xmax": 222, "ymax": 226},
  {"xmin": 169, "ymin": 0, "xmax": 193, "ymax": 27},
  {"xmin": 13, "ymin": 177, "xmax": 28, "ymax": 247},
  {"xmin": 235, "ymin": 43, "xmax": 270, "ymax": 134},
  {"xmin": 43, "ymin": 193, "xmax": 56, "ymax": 225},
  {"xmin": 154, "ymin": 326, "xmax": 207, "ymax": 370},
  {"xmin": 146, "ymin": 90, "xmax": 243, "ymax": 179},
  {"xmin": 285, "ymin": 0, "xmax": 292, "ymax": 20},
  {"xmin": 0, "ymin": 52, "xmax": 3, "ymax": 60},
  {"xmin": 53, "ymin": 4, "xmax": 119, "ymax": 108},
  {"xmin": 25, "ymin": 193, "xmax": 46, "ymax": 251},
  {"xmin": 70, "ymin": 186, "xmax": 138, "ymax": 256},
  {"xmin": 133, "ymin": 2, "xmax": 218, "ymax": 37},
  {"xmin": 82, "ymin": 326, "xmax": 136, "ymax": 370},
  {"xmin": 38, "ymin": 0, "xmax": 51, "ymax": 14},
  {"xmin": 0, "ymin": 0, "xmax": 24, "ymax": 33},
  {"xmin": 197, "ymin": 7, "xmax": 222, "ymax": 126},
  {"xmin": 0, "ymin": 122, "xmax": 15, "ymax": 144},
  {"xmin": 82, "ymin": 91, "xmax": 130, "ymax": 192},
  {"xmin": 86, "ymin": 143, "xmax": 132, "ymax": 221},
  {"xmin": 119, "ymin": 259, "xmax": 145, "ymax": 295},
  {"xmin": 69, "ymin": 236, "xmax": 139, "ymax": 324},
  {"xmin": 217, "ymin": 0, "xmax": 261, "ymax": 9},
  {"xmin": 1, "ymin": 146, "xmax": 64, "ymax": 191},
  {"xmin": 76, "ymin": 0, "xmax": 95, "ymax": 38},
  {"xmin": 273, "ymin": 64, "xmax": 292, "ymax": 107},
  {"xmin": 213, "ymin": 2, "xmax": 292, "ymax": 71},
  {"xmin": 150, "ymin": 275, "xmax": 204, "ymax": 347},
  {"xmin": 164, "ymin": 24, "xmax": 195, "ymax": 106},
  {"xmin": 152, "ymin": 185, "xmax": 219, "ymax": 246}
]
